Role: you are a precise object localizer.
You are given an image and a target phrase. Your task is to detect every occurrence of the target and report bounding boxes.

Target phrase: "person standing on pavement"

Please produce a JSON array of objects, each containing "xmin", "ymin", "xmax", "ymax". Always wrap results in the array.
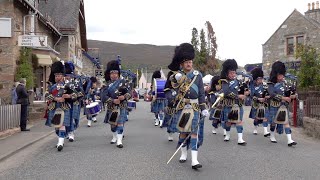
[
  {"xmin": 16, "ymin": 78, "xmax": 30, "ymax": 131},
  {"xmin": 168, "ymin": 43, "xmax": 209, "ymax": 170}
]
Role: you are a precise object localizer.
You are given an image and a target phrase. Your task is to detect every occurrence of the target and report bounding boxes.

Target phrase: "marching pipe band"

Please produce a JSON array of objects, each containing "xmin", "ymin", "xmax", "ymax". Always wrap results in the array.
[{"xmin": 42, "ymin": 43, "xmax": 298, "ymax": 172}]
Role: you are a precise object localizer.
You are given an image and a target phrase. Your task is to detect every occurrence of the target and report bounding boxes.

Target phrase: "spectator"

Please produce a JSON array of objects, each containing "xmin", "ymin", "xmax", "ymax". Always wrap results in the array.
[
  {"xmin": 16, "ymin": 78, "xmax": 30, "ymax": 131},
  {"xmin": 11, "ymin": 82, "xmax": 19, "ymax": 104}
]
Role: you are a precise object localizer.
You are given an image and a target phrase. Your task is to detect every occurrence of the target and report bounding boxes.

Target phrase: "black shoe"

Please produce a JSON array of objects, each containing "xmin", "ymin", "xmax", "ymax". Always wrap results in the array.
[
  {"xmin": 57, "ymin": 145, "xmax": 63, "ymax": 151},
  {"xmin": 288, "ymin": 142, "xmax": 297, "ymax": 147},
  {"xmin": 21, "ymin": 128, "xmax": 30, "ymax": 131},
  {"xmin": 117, "ymin": 144, "xmax": 123, "ymax": 148},
  {"xmin": 179, "ymin": 159, "xmax": 186, "ymax": 163},
  {"xmin": 271, "ymin": 140, "xmax": 277, "ymax": 143},
  {"xmin": 264, "ymin": 133, "xmax": 271, "ymax": 137},
  {"xmin": 192, "ymin": 164, "xmax": 202, "ymax": 170},
  {"xmin": 238, "ymin": 142, "xmax": 247, "ymax": 146},
  {"xmin": 110, "ymin": 141, "xmax": 116, "ymax": 144}
]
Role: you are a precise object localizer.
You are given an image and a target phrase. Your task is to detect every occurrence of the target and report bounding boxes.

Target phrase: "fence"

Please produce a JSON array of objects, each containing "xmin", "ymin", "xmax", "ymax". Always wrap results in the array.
[
  {"xmin": 298, "ymin": 91, "xmax": 320, "ymax": 120},
  {"xmin": 0, "ymin": 104, "xmax": 21, "ymax": 131}
]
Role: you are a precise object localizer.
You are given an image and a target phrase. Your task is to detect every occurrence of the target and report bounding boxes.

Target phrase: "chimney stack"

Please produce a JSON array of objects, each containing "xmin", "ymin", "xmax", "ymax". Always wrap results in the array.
[
  {"xmin": 312, "ymin": 2, "xmax": 315, "ymax": 10},
  {"xmin": 317, "ymin": 1, "xmax": 319, "ymax": 9},
  {"xmin": 308, "ymin": 3, "xmax": 311, "ymax": 10}
]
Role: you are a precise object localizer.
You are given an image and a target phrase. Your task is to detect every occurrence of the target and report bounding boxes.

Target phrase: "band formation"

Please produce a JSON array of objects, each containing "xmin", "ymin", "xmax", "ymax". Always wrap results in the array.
[{"xmin": 44, "ymin": 42, "xmax": 297, "ymax": 170}]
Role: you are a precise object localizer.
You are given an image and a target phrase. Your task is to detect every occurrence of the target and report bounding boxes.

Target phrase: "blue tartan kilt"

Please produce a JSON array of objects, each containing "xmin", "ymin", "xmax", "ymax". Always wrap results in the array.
[
  {"xmin": 268, "ymin": 106, "xmax": 285, "ymax": 125},
  {"xmin": 151, "ymin": 99, "xmax": 166, "ymax": 113},
  {"xmin": 249, "ymin": 107, "xmax": 257, "ymax": 119},
  {"xmin": 163, "ymin": 113, "xmax": 178, "ymax": 133},
  {"xmin": 222, "ymin": 105, "xmax": 244, "ymax": 122},
  {"xmin": 72, "ymin": 104, "xmax": 81, "ymax": 120},
  {"xmin": 104, "ymin": 108, "xmax": 127, "ymax": 125},
  {"xmin": 46, "ymin": 108, "xmax": 71, "ymax": 127}
]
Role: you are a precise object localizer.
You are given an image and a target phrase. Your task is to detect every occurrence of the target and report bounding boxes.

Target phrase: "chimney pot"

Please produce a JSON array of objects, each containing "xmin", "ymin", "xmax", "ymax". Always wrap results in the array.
[
  {"xmin": 308, "ymin": 3, "xmax": 311, "ymax": 10},
  {"xmin": 312, "ymin": 2, "xmax": 315, "ymax": 10}
]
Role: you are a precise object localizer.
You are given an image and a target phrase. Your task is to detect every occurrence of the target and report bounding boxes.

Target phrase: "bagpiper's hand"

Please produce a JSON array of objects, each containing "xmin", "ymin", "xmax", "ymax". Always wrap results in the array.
[
  {"xmin": 290, "ymin": 94, "xmax": 297, "ymax": 100},
  {"xmin": 113, "ymin": 99, "xmax": 120, "ymax": 104},
  {"xmin": 201, "ymin": 109, "xmax": 209, "ymax": 117},
  {"xmin": 244, "ymin": 90, "xmax": 250, "ymax": 96},
  {"xmin": 118, "ymin": 95, "xmax": 125, "ymax": 101},
  {"xmin": 258, "ymin": 98, "xmax": 265, "ymax": 102},
  {"xmin": 238, "ymin": 94, "xmax": 246, "ymax": 100},
  {"xmin": 283, "ymin": 97, "xmax": 291, "ymax": 102},
  {"xmin": 265, "ymin": 96, "xmax": 270, "ymax": 99},
  {"xmin": 62, "ymin": 94, "xmax": 71, "ymax": 99}
]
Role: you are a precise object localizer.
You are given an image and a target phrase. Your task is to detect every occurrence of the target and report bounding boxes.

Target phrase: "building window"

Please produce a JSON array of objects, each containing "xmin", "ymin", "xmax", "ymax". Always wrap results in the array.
[
  {"xmin": 297, "ymin": 36, "xmax": 304, "ymax": 46},
  {"xmin": 287, "ymin": 37, "xmax": 294, "ymax": 55}
]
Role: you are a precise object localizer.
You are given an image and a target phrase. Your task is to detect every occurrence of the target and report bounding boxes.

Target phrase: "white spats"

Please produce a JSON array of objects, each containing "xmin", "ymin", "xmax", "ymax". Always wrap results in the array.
[
  {"xmin": 110, "ymin": 132, "xmax": 117, "ymax": 144},
  {"xmin": 223, "ymin": 129, "xmax": 227, "ymax": 136},
  {"xmin": 168, "ymin": 133, "xmax": 173, "ymax": 141},
  {"xmin": 270, "ymin": 131, "xmax": 277, "ymax": 143},
  {"xmin": 92, "ymin": 117, "xmax": 97, "ymax": 123},
  {"xmin": 191, "ymin": 150, "xmax": 200, "ymax": 166},
  {"xmin": 237, "ymin": 133, "xmax": 246, "ymax": 145},
  {"xmin": 212, "ymin": 128, "xmax": 217, "ymax": 134},
  {"xmin": 286, "ymin": 134, "xmax": 296, "ymax": 145},
  {"xmin": 224, "ymin": 131, "xmax": 230, "ymax": 141},
  {"xmin": 154, "ymin": 119, "xmax": 159, "ymax": 126},
  {"xmin": 68, "ymin": 132, "xmax": 74, "ymax": 142},
  {"xmin": 116, "ymin": 134, "xmax": 123, "ymax": 148},
  {"xmin": 263, "ymin": 127, "xmax": 270, "ymax": 137},
  {"xmin": 159, "ymin": 120, "xmax": 163, "ymax": 127},
  {"xmin": 87, "ymin": 120, "xmax": 92, "ymax": 127},
  {"xmin": 253, "ymin": 126, "xmax": 258, "ymax": 135},
  {"xmin": 180, "ymin": 146, "xmax": 188, "ymax": 161},
  {"xmin": 57, "ymin": 137, "xmax": 64, "ymax": 151}
]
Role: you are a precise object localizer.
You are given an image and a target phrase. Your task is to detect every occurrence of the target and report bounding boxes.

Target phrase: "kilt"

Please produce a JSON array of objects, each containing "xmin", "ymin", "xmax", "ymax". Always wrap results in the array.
[
  {"xmin": 151, "ymin": 99, "xmax": 166, "ymax": 113},
  {"xmin": 104, "ymin": 108, "xmax": 127, "ymax": 124},
  {"xmin": 46, "ymin": 108, "xmax": 71, "ymax": 127},
  {"xmin": 72, "ymin": 104, "xmax": 81, "ymax": 120},
  {"xmin": 178, "ymin": 110, "xmax": 204, "ymax": 147},
  {"xmin": 222, "ymin": 105, "xmax": 244, "ymax": 122},
  {"xmin": 163, "ymin": 113, "xmax": 178, "ymax": 133},
  {"xmin": 268, "ymin": 106, "xmax": 288, "ymax": 124},
  {"xmin": 250, "ymin": 106, "xmax": 271, "ymax": 123}
]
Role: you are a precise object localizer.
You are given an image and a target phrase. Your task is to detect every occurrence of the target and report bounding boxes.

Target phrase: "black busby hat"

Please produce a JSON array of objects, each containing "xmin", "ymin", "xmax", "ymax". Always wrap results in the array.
[
  {"xmin": 210, "ymin": 75, "xmax": 220, "ymax": 92},
  {"xmin": 104, "ymin": 60, "xmax": 120, "ymax": 81},
  {"xmin": 168, "ymin": 43, "xmax": 195, "ymax": 71},
  {"xmin": 251, "ymin": 67, "xmax": 264, "ymax": 80},
  {"xmin": 269, "ymin": 61, "xmax": 286, "ymax": 83},
  {"xmin": 65, "ymin": 61, "xmax": 75, "ymax": 76},
  {"xmin": 49, "ymin": 61, "xmax": 65, "ymax": 84},
  {"xmin": 152, "ymin": 70, "xmax": 161, "ymax": 80},
  {"xmin": 220, "ymin": 59, "xmax": 238, "ymax": 79}
]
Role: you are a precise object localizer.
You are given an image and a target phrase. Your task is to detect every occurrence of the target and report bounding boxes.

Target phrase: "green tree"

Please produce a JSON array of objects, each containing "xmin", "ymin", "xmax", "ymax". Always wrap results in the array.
[
  {"xmin": 194, "ymin": 29, "xmax": 208, "ymax": 74},
  {"xmin": 205, "ymin": 21, "xmax": 219, "ymax": 75},
  {"xmin": 295, "ymin": 45, "xmax": 320, "ymax": 89},
  {"xmin": 191, "ymin": 27, "xmax": 200, "ymax": 63},
  {"xmin": 15, "ymin": 47, "xmax": 35, "ymax": 90}
]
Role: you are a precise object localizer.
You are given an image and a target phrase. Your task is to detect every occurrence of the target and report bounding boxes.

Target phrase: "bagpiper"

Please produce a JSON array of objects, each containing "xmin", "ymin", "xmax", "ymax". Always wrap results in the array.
[
  {"xmin": 267, "ymin": 61, "xmax": 297, "ymax": 146},
  {"xmin": 102, "ymin": 60, "xmax": 131, "ymax": 148},
  {"xmin": 249, "ymin": 67, "xmax": 270, "ymax": 137},
  {"xmin": 45, "ymin": 61, "xmax": 77, "ymax": 151},
  {"xmin": 220, "ymin": 59, "xmax": 248, "ymax": 145},
  {"xmin": 150, "ymin": 70, "xmax": 166, "ymax": 127}
]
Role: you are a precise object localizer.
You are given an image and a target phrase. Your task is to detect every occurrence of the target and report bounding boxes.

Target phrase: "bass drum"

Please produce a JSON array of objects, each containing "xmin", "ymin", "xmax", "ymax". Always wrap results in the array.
[{"xmin": 152, "ymin": 79, "xmax": 166, "ymax": 99}]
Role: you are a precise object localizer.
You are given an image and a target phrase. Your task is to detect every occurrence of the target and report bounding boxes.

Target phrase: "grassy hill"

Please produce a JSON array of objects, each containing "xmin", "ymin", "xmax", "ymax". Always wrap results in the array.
[{"xmin": 87, "ymin": 40, "xmax": 176, "ymax": 71}]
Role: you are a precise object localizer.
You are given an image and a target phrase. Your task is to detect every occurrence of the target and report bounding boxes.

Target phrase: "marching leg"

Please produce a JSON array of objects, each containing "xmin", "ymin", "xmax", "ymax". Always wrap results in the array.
[
  {"xmin": 57, "ymin": 126, "xmax": 66, "ymax": 151},
  {"xmin": 253, "ymin": 120, "xmax": 258, "ymax": 135},
  {"xmin": 179, "ymin": 146, "xmax": 188, "ymax": 163},
  {"xmin": 159, "ymin": 111, "xmax": 164, "ymax": 127},
  {"xmin": 110, "ymin": 126, "xmax": 117, "ymax": 144},
  {"xmin": 224, "ymin": 125, "xmax": 231, "ymax": 141},
  {"xmin": 236, "ymin": 125, "xmax": 246, "ymax": 145},
  {"xmin": 270, "ymin": 124, "xmax": 277, "ymax": 143},
  {"xmin": 190, "ymin": 138, "xmax": 202, "ymax": 169},
  {"xmin": 263, "ymin": 121, "xmax": 270, "ymax": 137},
  {"xmin": 285, "ymin": 127, "xmax": 297, "ymax": 147},
  {"xmin": 87, "ymin": 120, "xmax": 92, "ymax": 127},
  {"xmin": 168, "ymin": 132, "xmax": 174, "ymax": 141},
  {"xmin": 116, "ymin": 125, "xmax": 124, "ymax": 148}
]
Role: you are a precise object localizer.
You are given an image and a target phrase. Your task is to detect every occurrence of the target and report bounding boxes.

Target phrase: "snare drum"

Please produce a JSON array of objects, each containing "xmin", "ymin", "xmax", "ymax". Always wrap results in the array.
[
  {"xmin": 152, "ymin": 79, "xmax": 166, "ymax": 99},
  {"xmin": 86, "ymin": 102, "xmax": 101, "ymax": 115},
  {"xmin": 127, "ymin": 100, "xmax": 136, "ymax": 109}
]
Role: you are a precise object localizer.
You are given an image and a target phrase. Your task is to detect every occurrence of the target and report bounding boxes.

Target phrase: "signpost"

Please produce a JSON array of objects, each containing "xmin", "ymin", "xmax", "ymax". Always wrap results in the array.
[{"xmin": 18, "ymin": 35, "xmax": 48, "ymax": 47}]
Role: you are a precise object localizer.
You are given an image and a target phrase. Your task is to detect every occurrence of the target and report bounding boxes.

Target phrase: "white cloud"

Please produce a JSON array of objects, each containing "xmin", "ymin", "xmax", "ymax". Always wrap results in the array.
[{"xmin": 84, "ymin": 0, "xmax": 314, "ymax": 66}]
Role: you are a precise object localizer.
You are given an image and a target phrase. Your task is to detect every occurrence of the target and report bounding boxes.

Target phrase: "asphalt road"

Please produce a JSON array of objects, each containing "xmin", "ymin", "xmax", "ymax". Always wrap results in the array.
[{"xmin": 0, "ymin": 101, "xmax": 320, "ymax": 180}]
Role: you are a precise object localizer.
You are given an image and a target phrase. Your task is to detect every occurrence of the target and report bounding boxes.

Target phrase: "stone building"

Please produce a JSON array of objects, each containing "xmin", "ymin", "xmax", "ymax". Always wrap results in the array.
[
  {"xmin": 0, "ymin": 0, "xmax": 61, "ymax": 103},
  {"xmin": 262, "ymin": 2, "xmax": 320, "ymax": 75}
]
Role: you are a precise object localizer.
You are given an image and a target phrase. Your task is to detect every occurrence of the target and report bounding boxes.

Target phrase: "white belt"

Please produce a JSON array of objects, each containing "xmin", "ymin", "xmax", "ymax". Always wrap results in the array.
[{"xmin": 183, "ymin": 98, "xmax": 198, "ymax": 104}]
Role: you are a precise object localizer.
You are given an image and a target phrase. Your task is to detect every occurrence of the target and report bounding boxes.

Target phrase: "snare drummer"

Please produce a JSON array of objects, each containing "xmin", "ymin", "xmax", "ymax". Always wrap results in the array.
[
  {"xmin": 220, "ymin": 59, "xmax": 248, "ymax": 145},
  {"xmin": 150, "ymin": 70, "xmax": 166, "ymax": 127},
  {"xmin": 84, "ymin": 76, "xmax": 99, "ymax": 127},
  {"xmin": 45, "ymin": 61, "xmax": 77, "ymax": 151},
  {"xmin": 267, "ymin": 61, "xmax": 297, "ymax": 146},
  {"xmin": 102, "ymin": 60, "xmax": 131, "ymax": 148},
  {"xmin": 168, "ymin": 43, "xmax": 209, "ymax": 170}
]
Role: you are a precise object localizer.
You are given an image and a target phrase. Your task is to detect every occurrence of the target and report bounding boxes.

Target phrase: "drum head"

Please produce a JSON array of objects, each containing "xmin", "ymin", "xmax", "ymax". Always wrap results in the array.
[{"xmin": 86, "ymin": 102, "xmax": 98, "ymax": 108}]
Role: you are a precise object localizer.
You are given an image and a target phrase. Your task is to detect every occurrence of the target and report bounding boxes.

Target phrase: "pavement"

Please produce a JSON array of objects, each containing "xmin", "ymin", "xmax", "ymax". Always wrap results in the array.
[{"xmin": 0, "ymin": 115, "xmax": 86, "ymax": 162}]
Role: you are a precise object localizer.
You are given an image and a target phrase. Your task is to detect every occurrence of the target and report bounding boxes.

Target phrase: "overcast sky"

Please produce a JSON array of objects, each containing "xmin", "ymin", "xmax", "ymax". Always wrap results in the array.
[{"xmin": 84, "ymin": 0, "xmax": 315, "ymax": 66}]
